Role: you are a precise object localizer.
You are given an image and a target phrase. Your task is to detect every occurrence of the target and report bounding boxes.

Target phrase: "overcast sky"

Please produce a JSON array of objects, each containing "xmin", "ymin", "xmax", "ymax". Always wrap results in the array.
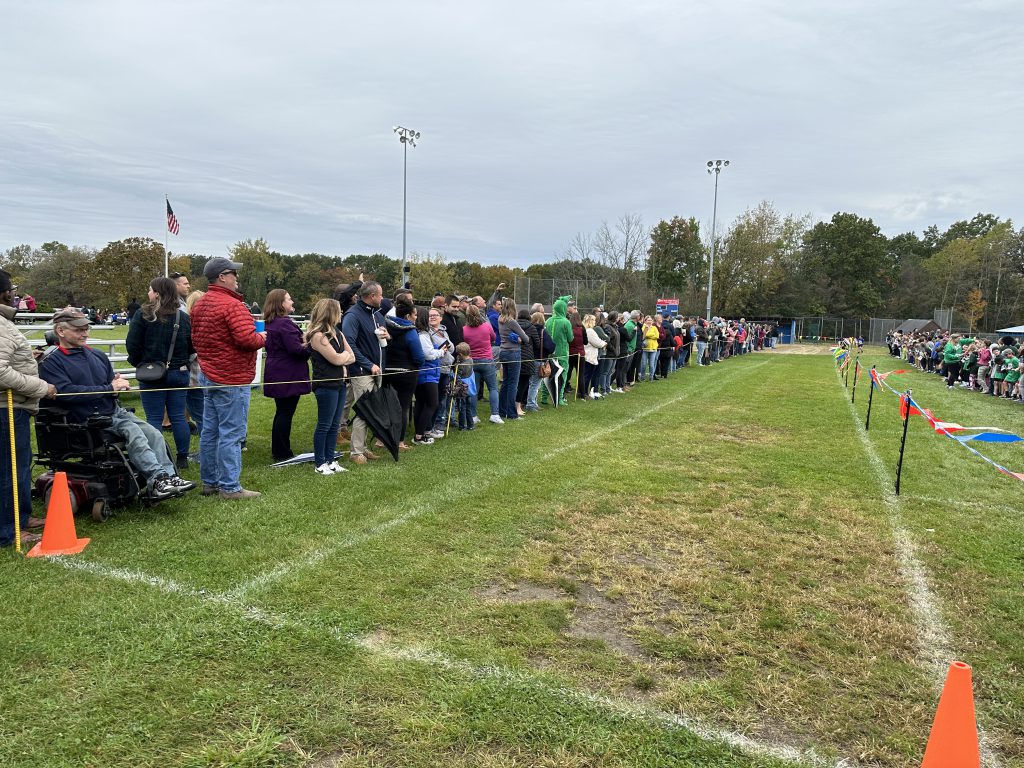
[{"xmin": 1, "ymin": 0, "xmax": 1021, "ymax": 267}]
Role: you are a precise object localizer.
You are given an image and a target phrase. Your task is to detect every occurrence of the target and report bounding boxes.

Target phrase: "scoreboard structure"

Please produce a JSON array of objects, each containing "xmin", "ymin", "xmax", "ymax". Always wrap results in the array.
[{"xmin": 656, "ymin": 298, "xmax": 679, "ymax": 316}]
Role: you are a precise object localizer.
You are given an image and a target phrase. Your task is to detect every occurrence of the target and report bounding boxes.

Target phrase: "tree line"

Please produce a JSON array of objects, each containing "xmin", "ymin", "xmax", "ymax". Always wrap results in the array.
[{"xmin": 3, "ymin": 204, "xmax": 1022, "ymax": 330}]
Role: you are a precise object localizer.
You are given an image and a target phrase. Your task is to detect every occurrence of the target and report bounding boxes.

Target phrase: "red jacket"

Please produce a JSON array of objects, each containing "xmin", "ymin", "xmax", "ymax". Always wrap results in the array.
[{"xmin": 191, "ymin": 285, "xmax": 265, "ymax": 384}]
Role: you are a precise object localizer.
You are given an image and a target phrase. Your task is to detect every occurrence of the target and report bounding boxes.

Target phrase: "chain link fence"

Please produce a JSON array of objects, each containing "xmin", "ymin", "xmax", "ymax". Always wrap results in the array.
[{"xmin": 514, "ymin": 277, "xmax": 610, "ymax": 312}]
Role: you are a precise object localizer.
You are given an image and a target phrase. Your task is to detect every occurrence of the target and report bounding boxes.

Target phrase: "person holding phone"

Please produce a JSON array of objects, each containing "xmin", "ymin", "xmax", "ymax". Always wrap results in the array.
[
  {"xmin": 413, "ymin": 309, "xmax": 446, "ymax": 444},
  {"xmin": 426, "ymin": 307, "xmax": 454, "ymax": 435}
]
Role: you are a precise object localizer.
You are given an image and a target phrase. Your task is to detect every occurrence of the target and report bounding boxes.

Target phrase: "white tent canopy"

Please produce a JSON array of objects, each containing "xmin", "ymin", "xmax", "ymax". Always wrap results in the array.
[{"xmin": 995, "ymin": 325, "xmax": 1024, "ymax": 334}]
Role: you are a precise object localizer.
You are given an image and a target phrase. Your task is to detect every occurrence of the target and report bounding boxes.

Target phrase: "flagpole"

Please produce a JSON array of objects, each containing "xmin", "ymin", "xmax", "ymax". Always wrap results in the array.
[{"xmin": 164, "ymin": 194, "xmax": 169, "ymax": 277}]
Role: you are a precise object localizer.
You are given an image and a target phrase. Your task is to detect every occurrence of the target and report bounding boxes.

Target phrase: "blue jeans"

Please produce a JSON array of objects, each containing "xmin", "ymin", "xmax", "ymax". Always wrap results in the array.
[
  {"xmin": 642, "ymin": 350, "xmax": 659, "ymax": 380},
  {"xmin": 474, "ymin": 359, "xmax": 499, "ymax": 416},
  {"xmin": 599, "ymin": 357, "xmax": 614, "ymax": 392},
  {"xmin": 498, "ymin": 349, "xmax": 521, "ymax": 418},
  {"xmin": 433, "ymin": 373, "xmax": 451, "ymax": 432},
  {"xmin": 313, "ymin": 385, "xmax": 345, "ymax": 467},
  {"xmin": 456, "ymin": 397, "xmax": 474, "ymax": 429},
  {"xmin": 198, "ymin": 371, "xmax": 251, "ymax": 493},
  {"xmin": 139, "ymin": 367, "xmax": 190, "ymax": 457},
  {"xmin": 527, "ymin": 371, "xmax": 542, "ymax": 409},
  {"xmin": 109, "ymin": 406, "xmax": 176, "ymax": 487},
  {"xmin": 186, "ymin": 385, "xmax": 204, "ymax": 441},
  {"xmin": 1, "ymin": 408, "xmax": 32, "ymax": 547}
]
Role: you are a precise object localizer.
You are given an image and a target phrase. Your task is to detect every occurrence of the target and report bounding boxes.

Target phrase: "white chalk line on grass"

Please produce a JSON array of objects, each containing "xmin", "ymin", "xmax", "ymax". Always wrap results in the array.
[
  {"xmin": 51, "ymin": 541, "xmax": 845, "ymax": 768},
  {"xmin": 45, "ymin": 360, "xmax": 849, "ymax": 767},
  {"xmin": 837, "ymin": 375, "xmax": 1001, "ymax": 767},
  {"xmin": 225, "ymin": 360, "xmax": 770, "ymax": 601},
  {"xmin": 221, "ymin": 509, "xmax": 421, "ymax": 602}
]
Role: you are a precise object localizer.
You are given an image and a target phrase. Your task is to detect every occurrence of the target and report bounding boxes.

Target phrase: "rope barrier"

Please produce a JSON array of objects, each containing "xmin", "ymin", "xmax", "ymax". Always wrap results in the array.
[{"xmin": 48, "ymin": 344, "xmax": 700, "ymax": 397}]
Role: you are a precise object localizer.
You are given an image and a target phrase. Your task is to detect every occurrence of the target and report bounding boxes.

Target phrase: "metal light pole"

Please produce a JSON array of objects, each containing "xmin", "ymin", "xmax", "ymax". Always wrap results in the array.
[
  {"xmin": 393, "ymin": 125, "xmax": 420, "ymax": 289},
  {"xmin": 705, "ymin": 159, "xmax": 729, "ymax": 320}
]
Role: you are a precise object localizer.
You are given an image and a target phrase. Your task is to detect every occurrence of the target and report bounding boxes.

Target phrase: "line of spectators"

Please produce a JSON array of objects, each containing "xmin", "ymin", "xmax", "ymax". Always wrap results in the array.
[
  {"xmin": 887, "ymin": 328, "xmax": 1024, "ymax": 399},
  {"xmin": 2, "ymin": 258, "xmax": 780, "ymax": 544}
]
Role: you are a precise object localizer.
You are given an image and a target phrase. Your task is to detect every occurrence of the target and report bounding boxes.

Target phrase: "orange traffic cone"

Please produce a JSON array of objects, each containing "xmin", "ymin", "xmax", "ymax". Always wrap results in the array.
[
  {"xmin": 921, "ymin": 661, "xmax": 980, "ymax": 768},
  {"xmin": 26, "ymin": 472, "xmax": 90, "ymax": 557}
]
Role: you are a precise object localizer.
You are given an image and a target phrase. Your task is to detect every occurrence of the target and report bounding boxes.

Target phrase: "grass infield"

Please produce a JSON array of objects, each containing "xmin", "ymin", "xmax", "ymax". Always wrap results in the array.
[{"xmin": 1, "ymin": 345, "xmax": 1021, "ymax": 767}]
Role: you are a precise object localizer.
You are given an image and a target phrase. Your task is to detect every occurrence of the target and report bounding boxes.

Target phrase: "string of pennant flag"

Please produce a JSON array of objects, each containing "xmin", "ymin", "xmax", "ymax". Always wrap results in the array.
[{"xmin": 860, "ymin": 360, "xmax": 1024, "ymax": 482}]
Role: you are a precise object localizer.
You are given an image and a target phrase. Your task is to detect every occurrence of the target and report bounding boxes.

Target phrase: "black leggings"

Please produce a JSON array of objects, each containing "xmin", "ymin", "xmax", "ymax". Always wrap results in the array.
[
  {"xmin": 516, "ymin": 373, "xmax": 531, "ymax": 405},
  {"xmin": 386, "ymin": 370, "xmax": 418, "ymax": 439},
  {"xmin": 414, "ymin": 382, "xmax": 439, "ymax": 437},
  {"xmin": 566, "ymin": 353, "xmax": 585, "ymax": 397},
  {"xmin": 271, "ymin": 395, "xmax": 300, "ymax": 460},
  {"xmin": 945, "ymin": 362, "xmax": 962, "ymax": 387}
]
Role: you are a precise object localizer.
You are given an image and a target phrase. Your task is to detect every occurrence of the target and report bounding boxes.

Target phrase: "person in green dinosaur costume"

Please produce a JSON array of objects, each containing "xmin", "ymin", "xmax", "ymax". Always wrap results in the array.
[{"xmin": 543, "ymin": 295, "xmax": 573, "ymax": 405}]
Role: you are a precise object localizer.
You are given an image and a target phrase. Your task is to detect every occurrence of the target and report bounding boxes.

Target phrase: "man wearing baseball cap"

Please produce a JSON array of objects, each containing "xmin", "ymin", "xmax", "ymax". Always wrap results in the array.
[
  {"xmin": 39, "ymin": 307, "xmax": 194, "ymax": 501},
  {"xmin": 191, "ymin": 257, "xmax": 266, "ymax": 500}
]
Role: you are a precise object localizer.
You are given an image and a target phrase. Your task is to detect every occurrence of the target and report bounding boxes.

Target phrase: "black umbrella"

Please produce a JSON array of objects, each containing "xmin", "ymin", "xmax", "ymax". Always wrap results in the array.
[
  {"xmin": 352, "ymin": 385, "xmax": 403, "ymax": 461},
  {"xmin": 542, "ymin": 358, "xmax": 566, "ymax": 407}
]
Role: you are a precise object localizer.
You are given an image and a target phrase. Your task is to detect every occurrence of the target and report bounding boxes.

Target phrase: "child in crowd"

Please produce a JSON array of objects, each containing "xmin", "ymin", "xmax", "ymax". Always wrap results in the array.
[
  {"xmin": 451, "ymin": 342, "xmax": 476, "ymax": 430},
  {"xmin": 1006, "ymin": 352, "xmax": 1022, "ymax": 399}
]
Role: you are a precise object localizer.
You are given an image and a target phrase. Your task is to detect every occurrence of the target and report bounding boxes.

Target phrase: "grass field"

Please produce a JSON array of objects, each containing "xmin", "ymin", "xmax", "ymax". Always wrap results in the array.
[{"xmin": 1, "ymin": 344, "xmax": 1022, "ymax": 767}]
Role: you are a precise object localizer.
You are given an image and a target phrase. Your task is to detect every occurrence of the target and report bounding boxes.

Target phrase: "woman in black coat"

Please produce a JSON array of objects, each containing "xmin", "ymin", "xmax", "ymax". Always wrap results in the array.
[{"xmin": 516, "ymin": 308, "xmax": 541, "ymax": 417}]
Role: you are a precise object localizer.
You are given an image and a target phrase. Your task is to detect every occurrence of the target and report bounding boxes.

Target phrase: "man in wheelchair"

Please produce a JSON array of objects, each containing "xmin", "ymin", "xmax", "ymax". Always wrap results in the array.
[{"xmin": 38, "ymin": 308, "xmax": 195, "ymax": 501}]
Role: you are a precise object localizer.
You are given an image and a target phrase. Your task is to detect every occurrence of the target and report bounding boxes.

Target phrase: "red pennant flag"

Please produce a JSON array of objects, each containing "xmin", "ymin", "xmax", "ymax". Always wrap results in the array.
[{"xmin": 899, "ymin": 394, "xmax": 922, "ymax": 419}]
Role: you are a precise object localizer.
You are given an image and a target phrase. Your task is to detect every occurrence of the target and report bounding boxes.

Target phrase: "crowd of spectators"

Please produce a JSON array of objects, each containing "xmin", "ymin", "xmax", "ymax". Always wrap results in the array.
[
  {"xmin": 2, "ymin": 258, "xmax": 782, "ymax": 546},
  {"xmin": 887, "ymin": 328, "xmax": 1024, "ymax": 399}
]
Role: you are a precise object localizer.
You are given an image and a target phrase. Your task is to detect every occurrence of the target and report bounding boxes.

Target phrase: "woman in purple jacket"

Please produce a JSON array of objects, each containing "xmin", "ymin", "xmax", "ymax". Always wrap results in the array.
[{"xmin": 262, "ymin": 289, "xmax": 311, "ymax": 461}]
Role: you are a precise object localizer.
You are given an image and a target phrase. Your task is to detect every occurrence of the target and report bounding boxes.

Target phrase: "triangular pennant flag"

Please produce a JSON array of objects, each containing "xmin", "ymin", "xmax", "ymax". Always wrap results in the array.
[
  {"xmin": 899, "ymin": 394, "xmax": 922, "ymax": 418},
  {"xmin": 954, "ymin": 432, "xmax": 1024, "ymax": 443}
]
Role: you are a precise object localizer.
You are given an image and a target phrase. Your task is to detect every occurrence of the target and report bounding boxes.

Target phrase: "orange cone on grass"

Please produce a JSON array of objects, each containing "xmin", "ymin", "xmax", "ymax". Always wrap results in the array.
[
  {"xmin": 26, "ymin": 471, "xmax": 89, "ymax": 557},
  {"xmin": 921, "ymin": 661, "xmax": 980, "ymax": 768}
]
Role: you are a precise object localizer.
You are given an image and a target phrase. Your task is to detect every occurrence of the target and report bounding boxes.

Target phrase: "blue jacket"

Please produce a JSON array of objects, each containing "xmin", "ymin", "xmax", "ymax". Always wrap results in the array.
[
  {"xmin": 38, "ymin": 345, "xmax": 119, "ymax": 422},
  {"xmin": 383, "ymin": 315, "xmax": 425, "ymax": 371},
  {"xmin": 416, "ymin": 331, "xmax": 443, "ymax": 384},
  {"xmin": 341, "ymin": 299, "xmax": 386, "ymax": 377},
  {"xmin": 487, "ymin": 308, "xmax": 500, "ymax": 337}
]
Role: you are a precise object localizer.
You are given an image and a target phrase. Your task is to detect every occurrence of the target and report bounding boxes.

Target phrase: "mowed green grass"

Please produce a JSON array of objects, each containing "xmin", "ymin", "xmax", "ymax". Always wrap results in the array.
[{"xmin": 0, "ymin": 345, "xmax": 1021, "ymax": 767}]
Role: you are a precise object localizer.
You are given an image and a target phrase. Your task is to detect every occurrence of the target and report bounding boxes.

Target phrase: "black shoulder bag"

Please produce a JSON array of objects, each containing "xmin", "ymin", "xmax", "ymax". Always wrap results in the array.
[{"xmin": 135, "ymin": 311, "xmax": 181, "ymax": 383}]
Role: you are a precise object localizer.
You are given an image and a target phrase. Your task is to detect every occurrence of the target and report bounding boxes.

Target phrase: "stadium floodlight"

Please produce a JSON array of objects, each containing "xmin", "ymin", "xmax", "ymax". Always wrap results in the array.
[
  {"xmin": 394, "ymin": 126, "xmax": 421, "ymax": 287},
  {"xmin": 705, "ymin": 159, "xmax": 730, "ymax": 320}
]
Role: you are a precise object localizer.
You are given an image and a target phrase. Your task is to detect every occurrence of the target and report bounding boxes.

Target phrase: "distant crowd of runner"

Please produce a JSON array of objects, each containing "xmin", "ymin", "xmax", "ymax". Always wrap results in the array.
[{"xmin": 886, "ymin": 328, "xmax": 1024, "ymax": 399}]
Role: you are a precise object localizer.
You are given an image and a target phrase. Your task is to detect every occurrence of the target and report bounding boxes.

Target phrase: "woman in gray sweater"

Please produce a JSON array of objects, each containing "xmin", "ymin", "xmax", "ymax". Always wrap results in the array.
[{"xmin": 497, "ymin": 298, "xmax": 528, "ymax": 421}]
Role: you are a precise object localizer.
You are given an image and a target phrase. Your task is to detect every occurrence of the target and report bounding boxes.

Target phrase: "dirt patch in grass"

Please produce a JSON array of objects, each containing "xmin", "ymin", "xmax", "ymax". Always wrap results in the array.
[
  {"xmin": 475, "ymin": 581, "xmax": 568, "ymax": 604},
  {"xmin": 500, "ymin": 487, "xmax": 933, "ymax": 766},
  {"xmin": 567, "ymin": 583, "xmax": 647, "ymax": 660}
]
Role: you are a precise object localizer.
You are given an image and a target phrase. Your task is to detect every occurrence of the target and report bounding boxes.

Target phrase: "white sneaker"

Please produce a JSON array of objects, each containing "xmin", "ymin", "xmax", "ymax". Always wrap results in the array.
[
  {"xmin": 472, "ymin": 416, "xmax": 481, "ymax": 425},
  {"xmin": 489, "ymin": 415, "xmax": 504, "ymax": 424},
  {"xmin": 427, "ymin": 429, "xmax": 445, "ymax": 439},
  {"xmin": 327, "ymin": 461, "xmax": 349, "ymax": 473},
  {"xmin": 413, "ymin": 436, "xmax": 435, "ymax": 446},
  {"xmin": 315, "ymin": 463, "xmax": 336, "ymax": 475},
  {"xmin": 612, "ymin": 388, "xmax": 624, "ymax": 393}
]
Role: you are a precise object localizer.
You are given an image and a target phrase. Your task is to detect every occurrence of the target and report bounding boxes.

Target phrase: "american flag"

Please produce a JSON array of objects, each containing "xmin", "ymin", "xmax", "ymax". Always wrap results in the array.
[{"xmin": 166, "ymin": 199, "xmax": 180, "ymax": 236}]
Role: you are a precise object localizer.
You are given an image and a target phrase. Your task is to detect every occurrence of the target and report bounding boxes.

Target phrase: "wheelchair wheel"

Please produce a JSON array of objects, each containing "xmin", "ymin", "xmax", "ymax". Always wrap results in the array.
[{"xmin": 91, "ymin": 498, "xmax": 111, "ymax": 522}]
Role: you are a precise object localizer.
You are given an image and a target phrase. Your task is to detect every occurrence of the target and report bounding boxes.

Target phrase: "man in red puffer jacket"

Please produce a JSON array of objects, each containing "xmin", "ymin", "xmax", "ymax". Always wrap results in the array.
[{"xmin": 191, "ymin": 257, "xmax": 266, "ymax": 500}]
